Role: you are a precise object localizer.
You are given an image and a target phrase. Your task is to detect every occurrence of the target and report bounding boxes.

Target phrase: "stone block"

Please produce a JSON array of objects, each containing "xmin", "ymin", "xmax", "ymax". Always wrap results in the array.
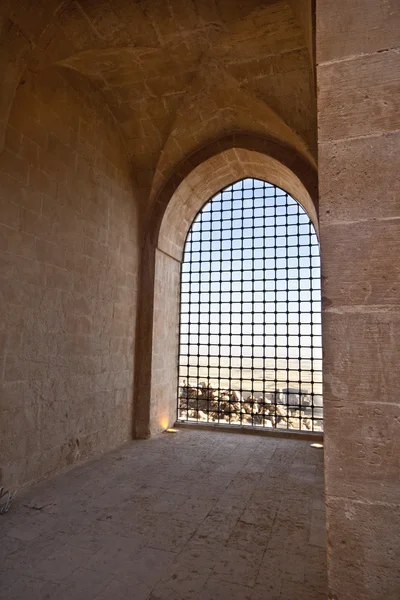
[
  {"xmin": 20, "ymin": 207, "xmax": 52, "ymax": 237},
  {"xmin": 324, "ymin": 401, "xmax": 400, "ymax": 504},
  {"xmin": 1, "ymin": 278, "xmax": 43, "ymax": 307},
  {"xmin": 0, "ymin": 148, "xmax": 29, "ymax": 184},
  {"xmin": 45, "ymin": 264, "xmax": 74, "ymax": 291},
  {"xmin": 318, "ymin": 50, "xmax": 400, "ymax": 141},
  {"xmin": 322, "ymin": 311, "xmax": 400, "ymax": 406},
  {"xmin": 13, "ymin": 255, "xmax": 46, "ymax": 286},
  {"xmin": 0, "ymin": 171, "xmax": 43, "ymax": 216},
  {"xmin": 4, "ymin": 124, "xmax": 22, "ymax": 155},
  {"xmin": 28, "ymin": 166, "xmax": 57, "ymax": 197},
  {"xmin": 0, "ymin": 196, "xmax": 19, "ymax": 228},
  {"xmin": 4, "ymin": 355, "xmax": 48, "ymax": 382},
  {"xmin": 317, "ymin": 0, "xmax": 400, "ymax": 64},
  {"xmin": 321, "ymin": 220, "xmax": 400, "ymax": 307},
  {"xmin": 327, "ymin": 498, "xmax": 400, "ymax": 599},
  {"xmin": 0, "ymin": 379, "xmax": 40, "ymax": 411},
  {"xmin": 35, "ymin": 239, "xmax": 67, "ymax": 270},
  {"xmin": 0, "ymin": 223, "xmax": 36, "ymax": 258},
  {"xmin": 319, "ymin": 131, "xmax": 400, "ymax": 223}
]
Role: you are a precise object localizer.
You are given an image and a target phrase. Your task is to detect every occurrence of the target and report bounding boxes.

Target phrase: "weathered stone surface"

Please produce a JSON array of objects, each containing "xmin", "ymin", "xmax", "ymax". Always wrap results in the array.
[
  {"xmin": 319, "ymin": 131, "xmax": 400, "ymax": 224},
  {"xmin": 0, "ymin": 67, "xmax": 138, "ymax": 489},
  {"xmin": 317, "ymin": 0, "xmax": 400, "ymax": 64},
  {"xmin": 327, "ymin": 498, "xmax": 400, "ymax": 600},
  {"xmin": 324, "ymin": 400, "xmax": 400, "ymax": 504},
  {"xmin": 318, "ymin": 50, "xmax": 400, "ymax": 142},
  {"xmin": 321, "ymin": 220, "xmax": 400, "ymax": 307},
  {"xmin": 317, "ymin": 1, "xmax": 400, "ymax": 596},
  {"xmin": 323, "ymin": 311, "xmax": 399, "ymax": 404}
]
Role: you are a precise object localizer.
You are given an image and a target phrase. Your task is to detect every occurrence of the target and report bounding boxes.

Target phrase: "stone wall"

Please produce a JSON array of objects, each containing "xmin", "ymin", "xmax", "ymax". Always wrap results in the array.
[
  {"xmin": 0, "ymin": 66, "xmax": 138, "ymax": 489},
  {"xmin": 317, "ymin": 1, "xmax": 400, "ymax": 598}
]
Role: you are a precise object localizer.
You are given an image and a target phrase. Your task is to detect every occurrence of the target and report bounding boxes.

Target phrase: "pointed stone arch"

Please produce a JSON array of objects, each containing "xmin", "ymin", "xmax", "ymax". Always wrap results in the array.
[{"xmin": 134, "ymin": 137, "xmax": 318, "ymax": 437}]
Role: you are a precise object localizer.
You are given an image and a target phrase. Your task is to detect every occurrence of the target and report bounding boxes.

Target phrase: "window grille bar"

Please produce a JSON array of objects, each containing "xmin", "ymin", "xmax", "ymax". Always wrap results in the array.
[{"xmin": 177, "ymin": 178, "xmax": 323, "ymax": 432}]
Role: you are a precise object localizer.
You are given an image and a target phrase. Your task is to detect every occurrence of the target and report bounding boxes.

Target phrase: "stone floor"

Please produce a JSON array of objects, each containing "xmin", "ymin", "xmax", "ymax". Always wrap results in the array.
[{"xmin": 0, "ymin": 428, "xmax": 327, "ymax": 600}]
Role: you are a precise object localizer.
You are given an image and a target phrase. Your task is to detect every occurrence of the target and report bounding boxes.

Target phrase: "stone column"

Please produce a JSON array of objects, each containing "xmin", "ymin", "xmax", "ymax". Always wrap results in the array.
[
  {"xmin": 317, "ymin": 2, "xmax": 400, "ymax": 599},
  {"xmin": 133, "ymin": 238, "xmax": 180, "ymax": 439}
]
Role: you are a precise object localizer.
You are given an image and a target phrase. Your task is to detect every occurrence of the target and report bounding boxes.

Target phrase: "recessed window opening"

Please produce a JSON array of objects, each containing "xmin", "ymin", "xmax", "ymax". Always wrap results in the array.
[{"xmin": 177, "ymin": 178, "xmax": 322, "ymax": 432}]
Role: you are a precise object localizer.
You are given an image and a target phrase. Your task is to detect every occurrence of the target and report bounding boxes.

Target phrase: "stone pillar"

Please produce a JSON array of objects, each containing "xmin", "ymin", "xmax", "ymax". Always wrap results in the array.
[
  {"xmin": 133, "ymin": 240, "xmax": 180, "ymax": 439},
  {"xmin": 317, "ymin": 2, "xmax": 400, "ymax": 599}
]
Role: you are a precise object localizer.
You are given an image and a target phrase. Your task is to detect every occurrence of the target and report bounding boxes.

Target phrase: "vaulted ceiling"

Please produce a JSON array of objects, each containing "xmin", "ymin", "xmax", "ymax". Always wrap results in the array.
[{"xmin": 1, "ymin": 0, "xmax": 316, "ymax": 206}]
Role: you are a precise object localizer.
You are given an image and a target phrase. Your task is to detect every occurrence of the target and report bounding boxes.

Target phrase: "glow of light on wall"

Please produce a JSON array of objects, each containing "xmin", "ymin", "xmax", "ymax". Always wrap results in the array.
[{"xmin": 160, "ymin": 418, "xmax": 170, "ymax": 430}]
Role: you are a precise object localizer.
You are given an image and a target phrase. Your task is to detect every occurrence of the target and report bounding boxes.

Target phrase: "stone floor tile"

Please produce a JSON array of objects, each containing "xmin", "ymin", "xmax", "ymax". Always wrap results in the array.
[
  {"xmin": 279, "ymin": 580, "xmax": 327, "ymax": 600},
  {"xmin": 254, "ymin": 479, "xmax": 287, "ymax": 498},
  {"xmin": 0, "ymin": 573, "xmax": 58, "ymax": 600},
  {"xmin": 149, "ymin": 565, "xmax": 212, "ymax": 600},
  {"xmin": 189, "ymin": 475, "xmax": 233, "ymax": 493},
  {"xmin": 173, "ymin": 539, "xmax": 227, "ymax": 571},
  {"xmin": 0, "ymin": 534, "xmax": 62, "ymax": 575},
  {"xmin": 147, "ymin": 490, "xmax": 189, "ymax": 514},
  {"xmin": 4, "ymin": 511, "xmax": 59, "ymax": 542},
  {"xmin": 177, "ymin": 483, "xmax": 225, "ymax": 501},
  {"xmin": 140, "ymin": 474, "xmax": 181, "ymax": 489},
  {"xmin": 52, "ymin": 567, "xmax": 113, "ymax": 600},
  {"xmin": 240, "ymin": 456, "xmax": 273, "ymax": 475},
  {"xmin": 224, "ymin": 475, "xmax": 260, "ymax": 500},
  {"xmin": 257, "ymin": 549, "xmax": 306, "ymax": 587},
  {"xmin": 239, "ymin": 501, "xmax": 278, "ymax": 529},
  {"xmin": 88, "ymin": 544, "xmax": 176, "ymax": 595},
  {"xmin": 192, "ymin": 511, "xmax": 239, "ymax": 544},
  {"xmin": 132, "ymin": 485, "xmax": 167, "ymax": 498},
  {"xmin": 312, "ymin": 497, "xmax": 326, "ymax": 512},
  {"xmin": 249, "ymin": 486, "xmax": 283, "ymax": 506},
  {"xmin": 197, "ymin": 575, "xmax": 254, "ymax": 600},
  {"xmin": 51, "ymin": 509, "xmax": 99, "ymax": 536},
  {"xmin": 303, "ymin": 546, "xmax": 328, "ymax": 591},
  {"xmin": 226, "ymin": 520, "xmax": 272, "ymax": 552},
  {"xmin": 93, "ymin": 547, "xmax": 176, "ymax": 599},
  {"xmin": 211, "ymin": 546, "xmax": 264, "ymax": 587},
  {"xmin": 128, "ymin": 546, "xmax": 176, "ymax": 582},
  {"xmin": 173, "ymin": 495, "xmax": 216, "ymax": 523},
  {"xmin": 85, "ymin": 535, "xmax": 147, "ymax": 576},
  {"xmin": 309, "ymin": 509, "xmax": 327, "ymax": 548},
  {"xmin": 93, "ymin": 577, "xmax": 151, "ymax": 600},
  {"xmin": 251, "ymin": 581, "xmax": 282, "ymax": 600},
  {"xmin": 267, "ymin": 517, "xmax": 310, "ymax": 552},
  {"xmin": 130, "ymin": 513, "xmax": 197, "ymax": 552},
  {"xmin": 80, "ymin": 513, "xmax": 141, "ymax": 539},
  {"xmin": 90, "ymin": 482, "xmax": 144, "ymax": 509},
  {"xmin": 212, "ymin": 491, "xmax": 249, "ymax": 517},
  {"xmin": 61, "ymin": 530, "xmax": 124, "ymax": 553},
  {"xmin": 24, "ymin": 545, "xmax": 95, "ymax": 583},
  {"xmin": 0, "ymin": 535, "xmax": 23, "ymax": 563}
]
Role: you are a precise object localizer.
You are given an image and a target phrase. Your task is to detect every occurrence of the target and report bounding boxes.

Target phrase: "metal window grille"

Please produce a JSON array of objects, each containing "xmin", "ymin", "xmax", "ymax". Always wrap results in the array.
[{"xmin": 177, "ymin": 178, "xmax": 322, "ymax": 432}]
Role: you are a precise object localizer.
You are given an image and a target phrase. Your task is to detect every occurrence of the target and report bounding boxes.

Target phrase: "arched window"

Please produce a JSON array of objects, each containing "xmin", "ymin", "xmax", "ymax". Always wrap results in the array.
[{"xmin": 178, "ymin": 178, "xmax": 322, "ymax": 432}]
